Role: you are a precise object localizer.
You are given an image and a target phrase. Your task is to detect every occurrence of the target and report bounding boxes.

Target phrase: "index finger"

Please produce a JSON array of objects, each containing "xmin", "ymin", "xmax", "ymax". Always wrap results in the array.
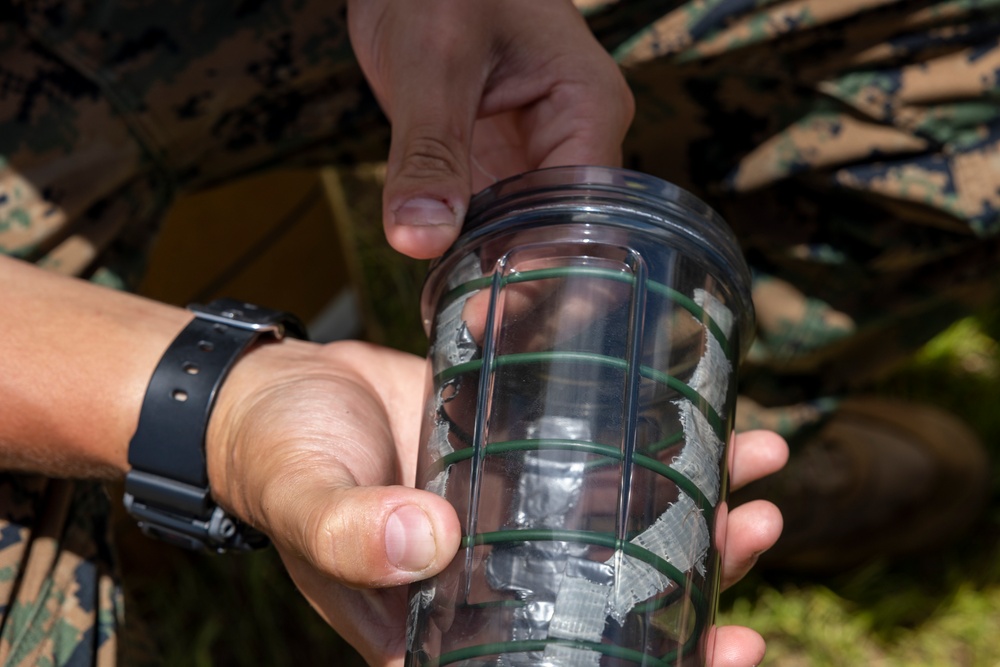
[{"xmin": 730, "ymin": 429, "xmax": 788, "ymax": 491}]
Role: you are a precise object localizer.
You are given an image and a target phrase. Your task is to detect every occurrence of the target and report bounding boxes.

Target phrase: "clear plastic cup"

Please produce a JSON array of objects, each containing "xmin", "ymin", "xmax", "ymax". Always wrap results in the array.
[{"xmin": 407, "ymin": 166, "xmax": 754, "ymax": 667}]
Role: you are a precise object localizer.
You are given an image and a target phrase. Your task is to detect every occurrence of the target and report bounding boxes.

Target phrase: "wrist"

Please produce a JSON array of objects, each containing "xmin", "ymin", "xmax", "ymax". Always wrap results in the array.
[{"xmin": 125, "ymin": 299, "xmax": 308, "ymax": 552}]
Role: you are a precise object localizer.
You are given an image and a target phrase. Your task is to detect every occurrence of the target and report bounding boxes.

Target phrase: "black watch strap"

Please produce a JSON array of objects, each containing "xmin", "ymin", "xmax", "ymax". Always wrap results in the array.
[{"xmin": 124, "ymin": 298, "xmax": 308, "ymax": 553}]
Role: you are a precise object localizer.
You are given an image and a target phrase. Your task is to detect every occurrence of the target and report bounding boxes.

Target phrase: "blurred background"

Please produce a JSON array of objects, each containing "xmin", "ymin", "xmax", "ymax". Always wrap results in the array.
[{"xmin": 116, "ymin": 165, "xmax": 1000, "ymax": 666}]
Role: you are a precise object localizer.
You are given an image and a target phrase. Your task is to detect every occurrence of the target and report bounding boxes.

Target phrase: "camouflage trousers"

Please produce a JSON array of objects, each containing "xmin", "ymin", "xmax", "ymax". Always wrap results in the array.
[
  {"xmin": 2, "ymin": 0, "xmax": 1000, "ymax": 663},
  {"xmin": 603, "ymin": 0, "xmax": 1000, "ymax": 431},
  {"xmin": 0, "ymin": 476, "xmax": 119, "ymax": 665}
]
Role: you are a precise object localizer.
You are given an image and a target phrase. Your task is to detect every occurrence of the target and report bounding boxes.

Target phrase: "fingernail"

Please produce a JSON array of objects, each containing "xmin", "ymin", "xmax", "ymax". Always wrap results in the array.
[
  {"xmin": 393, "ymin": 198, "xmax": 457, "ymax": 227},
  {"xmin": 385, "ymin": 505, "xmax": 437, "ymax": 572}
]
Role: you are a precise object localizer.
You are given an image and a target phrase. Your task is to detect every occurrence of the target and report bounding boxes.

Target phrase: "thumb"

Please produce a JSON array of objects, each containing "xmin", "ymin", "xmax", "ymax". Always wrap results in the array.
[
  {"xmin": 295, "ymin": 484, "xmax": 462, "ymax": 588},
  {"xmin": 383, "ymin": 123, "xmax": 471, "ymax": 261},
  {"xmin": 378, "ymin": 11, "xmax": 491, "ymax": 260}
]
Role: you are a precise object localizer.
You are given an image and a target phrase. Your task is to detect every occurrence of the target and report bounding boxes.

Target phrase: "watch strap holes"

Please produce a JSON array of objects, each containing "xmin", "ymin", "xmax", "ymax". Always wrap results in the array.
[
  {"xmin": 171, "ymin": 389, "xmax": 189, "ymax": 402},
  {"xmin": 182, "ymin": 362, "xmax": 199, "ymax": 375}
]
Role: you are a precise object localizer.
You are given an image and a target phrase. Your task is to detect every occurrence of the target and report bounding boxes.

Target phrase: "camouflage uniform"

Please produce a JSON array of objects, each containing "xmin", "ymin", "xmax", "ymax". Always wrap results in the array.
[
  {"xmin": 2, "ymin": 0, "xmax": 999, "ymax": 663},
  {"xmin": 598, "ymin": 0, "xmax": 1000, "ymax": 430}
]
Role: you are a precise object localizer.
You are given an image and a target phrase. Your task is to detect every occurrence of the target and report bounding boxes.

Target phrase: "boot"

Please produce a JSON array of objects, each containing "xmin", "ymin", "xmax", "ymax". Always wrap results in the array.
[{"xmin": 731, "ymin": 396, "xmax": 991, "ymax": 573}]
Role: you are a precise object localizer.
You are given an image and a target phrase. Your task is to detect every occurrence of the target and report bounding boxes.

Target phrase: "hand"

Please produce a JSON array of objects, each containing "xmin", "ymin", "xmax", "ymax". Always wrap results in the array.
[
  {"xmin": 206, "ymin": 339, "xmax": 456, "ymax": 664},
  {"xmin": 347, "ymin": 0, "xmax": 635, "ymax": 260},
  {"xmin": 710, "ymin": 428, "xmax": 787, "ymax": 666},
  {"xmin": 206, "ymin": 338, "xmax": 785, "ymax": 667}
]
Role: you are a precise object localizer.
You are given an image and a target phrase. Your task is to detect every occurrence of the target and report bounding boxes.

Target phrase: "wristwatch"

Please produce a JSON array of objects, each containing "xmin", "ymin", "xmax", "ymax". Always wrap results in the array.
[{"xmin": 124, "ymin": 298, "xmax": 308, "ymax": 553}]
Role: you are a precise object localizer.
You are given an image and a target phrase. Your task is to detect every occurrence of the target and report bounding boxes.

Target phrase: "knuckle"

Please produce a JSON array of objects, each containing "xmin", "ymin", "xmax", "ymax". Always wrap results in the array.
[
  {"xmin": 399, "ymin": 133, "xmax": 465, "ymax": 178},
  {"xmin": 304, "ymin": 493, "xmax": 356, "ymax": 576}
]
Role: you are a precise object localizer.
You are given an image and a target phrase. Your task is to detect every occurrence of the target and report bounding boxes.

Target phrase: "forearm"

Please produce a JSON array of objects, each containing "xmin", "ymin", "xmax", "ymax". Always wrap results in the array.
[{"xmin": 0, "ymin": 255, "xmax": 191, "ymax": 478}]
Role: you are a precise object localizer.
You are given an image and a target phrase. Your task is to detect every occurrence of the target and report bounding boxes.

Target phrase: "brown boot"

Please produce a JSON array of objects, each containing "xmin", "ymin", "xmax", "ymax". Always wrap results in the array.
[{"xmin": 731, "ymin": 396, "xmax": 991, "ymax": 573}]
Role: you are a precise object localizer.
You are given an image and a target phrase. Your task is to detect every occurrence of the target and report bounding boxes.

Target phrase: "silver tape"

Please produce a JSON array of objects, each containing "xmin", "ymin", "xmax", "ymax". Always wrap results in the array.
[
  {"xmin": 672, "ymin": 289, "xmax": 734, "ymax": 504},
  {"xmin": 606, "ymin": 289, "xmax": 734, "ymax": 621},
  {"xmin": 548, "ymin": 565, "xmax": 611, "ymax": 642},
  {"xmin": 542, "ymin": 644, "xmax": 602, "ymax": 667}
]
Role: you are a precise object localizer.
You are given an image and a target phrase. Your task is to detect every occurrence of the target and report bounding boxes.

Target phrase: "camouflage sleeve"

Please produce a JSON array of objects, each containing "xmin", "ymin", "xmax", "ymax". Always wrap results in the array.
[{"xmin": 1, "ymin": 0, "xmax": 379, "ymax": 287}]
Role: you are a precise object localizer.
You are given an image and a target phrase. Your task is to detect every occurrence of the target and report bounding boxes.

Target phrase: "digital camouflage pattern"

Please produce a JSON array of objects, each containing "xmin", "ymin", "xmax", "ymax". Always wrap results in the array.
[
  {"xmin": 0, "ymin": 0, "xmax": 379, "ymax": 286},
  {"xmin": 594, "ymin": 0, "xmax": 1000, "ymax": 430},
  {"xmin": 1, "ymin": 0, "xmax": 999, "ymax": 663},
  {"xmin": 0, "ymin": 476, "xmax": 119, "ymax": 666}
]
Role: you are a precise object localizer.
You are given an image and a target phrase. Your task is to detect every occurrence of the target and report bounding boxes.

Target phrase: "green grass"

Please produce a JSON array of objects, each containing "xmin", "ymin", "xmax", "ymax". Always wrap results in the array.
[{"xmin": 717, "ymin": 311, "xmax": 1000, "ymax": 667}]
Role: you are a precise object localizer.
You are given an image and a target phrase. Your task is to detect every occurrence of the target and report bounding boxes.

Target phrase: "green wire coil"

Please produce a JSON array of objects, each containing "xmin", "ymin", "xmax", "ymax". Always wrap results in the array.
[
  {"xmin": 435, "ymin": 351, "xmax": 725, "ymax": 439},
  {"xmin": 419, "ymin": 264, "xmax": 731, "ymax": 666},
  {"xmin": 437, "ymin": 265, "xmax": 733, "ymax": 359}
]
